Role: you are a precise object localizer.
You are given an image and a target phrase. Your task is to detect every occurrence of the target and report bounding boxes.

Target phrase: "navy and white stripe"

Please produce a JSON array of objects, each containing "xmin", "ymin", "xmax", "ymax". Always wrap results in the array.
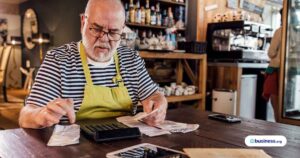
[{"xmin": 26, "ymin": 42, "xmax": 158, "ymax": 117}]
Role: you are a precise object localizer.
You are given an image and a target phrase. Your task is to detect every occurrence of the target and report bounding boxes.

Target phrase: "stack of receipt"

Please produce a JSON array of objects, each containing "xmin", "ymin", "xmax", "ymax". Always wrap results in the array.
[
  {"xmin": 117, "ymin": 112, "xmax": 199, "ymax": 137},
  {"xmin": 47, "ymin": 124, "xmax": 80, "ymax": 146}
]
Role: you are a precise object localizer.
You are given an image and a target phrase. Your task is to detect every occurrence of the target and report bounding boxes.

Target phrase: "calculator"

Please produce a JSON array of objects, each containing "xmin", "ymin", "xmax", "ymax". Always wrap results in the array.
[{"xmin": 77, "ymin": 118, "xmax": 141, "ymax": 142}]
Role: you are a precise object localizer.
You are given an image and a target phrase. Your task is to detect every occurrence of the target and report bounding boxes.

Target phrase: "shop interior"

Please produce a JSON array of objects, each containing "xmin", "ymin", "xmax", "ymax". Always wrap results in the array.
[
  {"xmin": 0, "ymin": 0, "xmax": 293, "ymax": 127},
  {"xmin": 1, "ymin": 0, "xmax": 300, "ymax": 157}
]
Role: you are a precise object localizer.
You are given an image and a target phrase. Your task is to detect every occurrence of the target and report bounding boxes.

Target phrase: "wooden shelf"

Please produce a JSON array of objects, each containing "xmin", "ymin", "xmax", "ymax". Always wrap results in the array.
[
  {"xmin": 126, "ymin": 23, "xmax": 166, "ymax": 29},
  {"xmin": 152, "ymin": 78, "xmax": 176, "ymax": 83},
  {"xmin": 137, "ymin": 93, "xmax": 202, "ymax": 106},
  {"xmin": 139, "ymin": 51, "xmax": 206, "ymax": 60},
  {"xmin": 166, "ymin": 93, "xmax": 202, "ymax": 102},
  {"xmin": 126, "ymin": 23, "xmax": 185, "ymax": 31},
  {"xmin": 157, "ymin": 0, "xmax": 186, "ymax": 6},
  {"xmin": 139, "ymin": 51, "xmax": 207, "ymax": 110}
]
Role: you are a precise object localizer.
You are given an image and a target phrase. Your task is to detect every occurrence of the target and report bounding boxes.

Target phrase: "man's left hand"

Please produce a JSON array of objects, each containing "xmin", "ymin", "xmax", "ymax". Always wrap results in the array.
[{"xmin": 141, "ymin": 91, "xmax": 168, "ymax": 126}]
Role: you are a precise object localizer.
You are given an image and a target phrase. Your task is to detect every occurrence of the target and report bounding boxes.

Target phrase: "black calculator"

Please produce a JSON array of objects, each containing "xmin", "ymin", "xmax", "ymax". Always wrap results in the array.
[{"xmin": 77, "ymin": 118, "xmax": 141, "ymax": 142}]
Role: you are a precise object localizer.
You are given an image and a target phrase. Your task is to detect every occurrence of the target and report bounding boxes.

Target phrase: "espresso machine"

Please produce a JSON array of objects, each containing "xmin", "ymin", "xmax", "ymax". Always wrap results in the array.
[{"xmin": 206, "ymin": 21, "xmax": 272, "ymax": 62}]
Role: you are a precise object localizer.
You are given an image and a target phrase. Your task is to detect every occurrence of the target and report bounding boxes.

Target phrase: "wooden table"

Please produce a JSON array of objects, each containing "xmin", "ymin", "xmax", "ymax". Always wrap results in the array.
[{"xmin": 0, "ymin": 108, "xmax": 300, "ymax": 158}]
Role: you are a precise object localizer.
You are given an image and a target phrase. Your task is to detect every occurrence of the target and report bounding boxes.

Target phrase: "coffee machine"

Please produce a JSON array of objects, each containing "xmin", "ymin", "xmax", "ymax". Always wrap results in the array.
[{"xmin": 206, "ymin": 21, "xmax": 272, "ymax": 62}]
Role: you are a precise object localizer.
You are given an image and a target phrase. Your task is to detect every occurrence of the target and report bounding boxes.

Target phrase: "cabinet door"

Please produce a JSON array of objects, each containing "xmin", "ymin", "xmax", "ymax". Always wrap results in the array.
[{"xmin": 280, "ymin": 0, "xmax": 300, "ymax": 125}]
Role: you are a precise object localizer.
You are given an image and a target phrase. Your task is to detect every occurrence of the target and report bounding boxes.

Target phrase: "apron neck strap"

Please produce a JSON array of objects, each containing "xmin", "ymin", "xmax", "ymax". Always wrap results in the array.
[
  {"xmin": 79, "ymin": 42, "xmax": 93, "ymax": 85},
  {"xmin": 113, "ymin": 52, "xmax": 124, "ymax": 87}
]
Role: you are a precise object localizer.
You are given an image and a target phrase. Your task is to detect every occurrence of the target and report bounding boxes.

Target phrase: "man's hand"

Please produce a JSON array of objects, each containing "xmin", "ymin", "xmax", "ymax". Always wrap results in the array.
[
  {"xmin": 33, "ymin": 98, "xmax": 75, "ymax": 128},
  {"xmin": 141, "ymin": 91, "xmax": 167, "ymax": 126}
]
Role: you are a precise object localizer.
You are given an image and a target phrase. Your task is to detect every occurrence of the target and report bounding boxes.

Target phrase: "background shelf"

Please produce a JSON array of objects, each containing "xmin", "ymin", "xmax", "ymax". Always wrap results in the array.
[
  {"xmin": 166, "ymin": 93, "xmax": 202, "ymax": 102},
  {"xmin": 157, "ymin": 0, "xmax": 186, "ymax": 6},
  {"xmin": 126, "ymin": 22, "xmax": 185, "ymax": 31}
]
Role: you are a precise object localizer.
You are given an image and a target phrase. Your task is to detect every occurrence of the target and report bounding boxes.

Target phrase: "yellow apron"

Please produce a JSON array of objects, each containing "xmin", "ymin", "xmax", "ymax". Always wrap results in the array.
[{"xmin": 76, "ymin": 42, "xmax": 132, "ymax": 120}]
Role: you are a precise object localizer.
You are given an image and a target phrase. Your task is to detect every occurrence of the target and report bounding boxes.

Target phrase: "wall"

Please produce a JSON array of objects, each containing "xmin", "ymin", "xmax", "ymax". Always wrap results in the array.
[
  {"xmin": 19, "ymin": 0, "xmax": 87, "ymax": 67},
  {"xmin": 0, "ymin": 2, "xmax": 22, "ymax": 88},
  {"xmin": 196, "ymin": 0, "xmax": 282, "ymax": 41},
  {"xmin": 0, "ymin": 2, "xmax": 19, "ymax": 15},
  {"xmin": 186, "ymin": 0, "xmax": 198, "ymax": 41}
]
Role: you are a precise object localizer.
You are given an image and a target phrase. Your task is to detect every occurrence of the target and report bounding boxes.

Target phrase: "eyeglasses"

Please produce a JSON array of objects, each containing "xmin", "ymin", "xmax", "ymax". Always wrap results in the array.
[
  {"xmin": 88, "ymin": 27, "xmax": 122, "ymax": 41},
  {"xmin": 84, "ymin": 15, "xmax": 123, "ymax": 41}
]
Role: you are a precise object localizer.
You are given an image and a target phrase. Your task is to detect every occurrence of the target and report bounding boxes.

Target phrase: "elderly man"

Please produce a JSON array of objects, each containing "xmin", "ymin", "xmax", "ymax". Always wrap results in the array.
[{"xmin": 19, "ymin": 0, "xmax": 167, "ymax": 129}]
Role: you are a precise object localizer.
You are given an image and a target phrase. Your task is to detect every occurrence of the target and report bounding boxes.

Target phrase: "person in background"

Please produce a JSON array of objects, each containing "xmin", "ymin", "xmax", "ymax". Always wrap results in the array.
[
  {"xmin": 263, "ymin": 8, "xmax": 283, "ymax": 122},
  {"xmin": 19, "ymin": 0, "xmax": 167, "ymax": 129}
]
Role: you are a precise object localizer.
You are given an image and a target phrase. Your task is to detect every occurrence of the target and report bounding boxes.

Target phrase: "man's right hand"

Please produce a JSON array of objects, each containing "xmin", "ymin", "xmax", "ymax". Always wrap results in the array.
[{"xmin": 35, "ymin": 98, "xmax": 75, "ymax": 127}]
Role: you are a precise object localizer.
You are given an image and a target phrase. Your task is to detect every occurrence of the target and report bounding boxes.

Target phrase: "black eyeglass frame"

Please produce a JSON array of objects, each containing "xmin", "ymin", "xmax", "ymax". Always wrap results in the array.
[{"xmin": 83, "ymin": 15, "xmax": 124, "ymax": 41}]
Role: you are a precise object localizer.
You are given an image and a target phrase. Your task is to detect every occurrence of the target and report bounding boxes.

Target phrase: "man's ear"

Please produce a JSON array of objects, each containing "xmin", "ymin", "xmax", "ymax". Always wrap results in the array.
[{"xmin": 80, "ymin": 14, "xmax": 85, "ymax": 34}]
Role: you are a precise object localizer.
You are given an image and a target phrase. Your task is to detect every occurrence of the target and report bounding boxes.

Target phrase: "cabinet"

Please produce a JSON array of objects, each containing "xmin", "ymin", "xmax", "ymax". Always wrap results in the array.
[
  {"xmin": 207, "ymin": 62, "xmax": 268, "ymax": 118},
  {"xmin": 121, "ymin": 1, "xmax": 207, "ymax": 109},
  {"xmin": 140, "ymin": 51, "xmax": 207, "ymax": 110},
  {"xmin": 279, "ymin": 0, "xmax": 300, "ymax": 125},
  {"xmin": 121, "ymin": 0, "xmax": 187, "ymax": 50},
  {"xmin": 122, "ymin": 0, "xmax": 186, "ymax": 28}
]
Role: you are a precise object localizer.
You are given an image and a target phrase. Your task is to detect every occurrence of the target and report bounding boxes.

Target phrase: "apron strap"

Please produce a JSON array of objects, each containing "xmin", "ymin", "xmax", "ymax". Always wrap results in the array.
[
  {"xmin": 113, "ymin": 53, "xmax": 125, "ymax": 87},
  {"xmin": 79, "ymin": 42, "xmax": 93, "ymax": 85}
]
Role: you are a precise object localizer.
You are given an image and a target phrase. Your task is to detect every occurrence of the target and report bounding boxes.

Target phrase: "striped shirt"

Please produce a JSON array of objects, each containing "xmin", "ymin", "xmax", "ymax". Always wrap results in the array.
[{"xmin": 26, "ymin": 42, "xmax": 158, "ymax": 116}]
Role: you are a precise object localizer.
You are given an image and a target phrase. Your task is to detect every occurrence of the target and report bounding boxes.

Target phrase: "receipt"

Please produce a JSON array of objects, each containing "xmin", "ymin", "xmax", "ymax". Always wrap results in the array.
[
  {"xmin": 156, "ymin": 120, "xmax": 199, "ymax": 133},
  {"xmin": 117, "ymin": 114, "xmax": 199, "ymax": 137},
  {"xmin": 117, "ymin": 116, "xmax": 171, "ymax": 137},
  {"xmin": 47, "ymin": 124, "xmax": 80, "ymax": 146}
]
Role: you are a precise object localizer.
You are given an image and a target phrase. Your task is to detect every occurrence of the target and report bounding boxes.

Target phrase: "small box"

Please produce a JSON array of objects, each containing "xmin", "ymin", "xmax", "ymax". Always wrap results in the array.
[
  {"xmin": 177, "ymin": 41, "xmax": 207, "ymax": 54},
  {"xmin": 212, "ymin": 89, "xmax": 237, "ymax": 115}
]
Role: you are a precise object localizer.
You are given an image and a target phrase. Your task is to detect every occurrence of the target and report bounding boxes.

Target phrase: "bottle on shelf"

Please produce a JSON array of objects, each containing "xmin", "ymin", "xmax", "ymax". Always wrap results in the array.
[
  {"xmin": 157, "ymin": 31, "xmax": 165, "ymax": 47},
  {"xmin": 125, "ymin": 3, "xmax": 129, "ymax": 23},
  {"xmin": 129, "ymin": 0, "xmax": 135, "ymax": 23},
  {"xmin": 177, "ymin": 33, "xmax": 186, "ymax": 42},
  {"xmin": 167, "ymin": 7, "xmax": 175, "ymax": 27},
  {"xmin": 140, "ymin": 30, "xmax": 147, "ymax": 48},
  {"xmin": 156, "ymin": 2, "xmax": 162, "ymax": 26},
  {"xmin": 145, "ymin": 0, "xmax": 151, "ymax": 25},
  {"xmin": 162, "ymin": 9, "xmax": 168, "ymax": 27},
  {"xmin": 135, "ymin": 0, "xmax": 141, "ymax": 24},
  {"xmin": 171, "ymin": 33, "xmax": 177, "ymax": 49},
  {"xmin": 141, "ymin": 30, "xmax": 147, "ymax": 41},
  {"xmin": 135, "ymin": 29, "xmax": 140, "ymax": 50},
  {"xmin": 147, "ymin": 30, "xmax": 153, "ymax": 38},
  {"xmin": 175, "ymin": 6, "xmax": 185, "ymax": 29},
  {"xmin": 141, "ymin": 6, "xmax": 146, "ymax": 24},
  {"xmin": 150, "ymin": 6, "xmax": 157, "ymax": 25}
]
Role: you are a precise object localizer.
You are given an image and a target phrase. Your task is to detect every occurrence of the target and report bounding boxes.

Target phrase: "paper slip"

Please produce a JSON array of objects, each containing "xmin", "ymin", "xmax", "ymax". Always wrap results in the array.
[
  {"xmin": 183, "ymin": 148, "xmax": 272, "ymax": 158},
  {"xmin": 156, "ymin": 120, "xmax": 199, "ymax": 133},
  {"xmin": 133, "ymin": 108, "xmax": 159, "ymax": 121},
  {"xmin": 117, "ymin": 116, "xmax": 171, "ymax": 137},
  {"xmin": 47, "ymin": 124, "xmax": 80, "ymax": 146},
  {"xmin": 117, "ymin": 114, "xmax": 200, "ymax": 137}
]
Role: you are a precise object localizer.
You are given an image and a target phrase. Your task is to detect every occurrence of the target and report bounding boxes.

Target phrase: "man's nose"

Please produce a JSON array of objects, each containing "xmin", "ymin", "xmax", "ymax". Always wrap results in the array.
[{"xmin": 98, "ymin": 32, "xmax": 109, "ymax": 42}]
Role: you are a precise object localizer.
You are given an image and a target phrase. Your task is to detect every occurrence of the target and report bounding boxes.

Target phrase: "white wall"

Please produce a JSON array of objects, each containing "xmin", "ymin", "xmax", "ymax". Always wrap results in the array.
[
  {"xmin": 0, "ymin": 13, "xmax": 22, "ymax": 88},
  {"xmin": 263, "ymin": 1, "xmax": 282, "ymax": 34}
]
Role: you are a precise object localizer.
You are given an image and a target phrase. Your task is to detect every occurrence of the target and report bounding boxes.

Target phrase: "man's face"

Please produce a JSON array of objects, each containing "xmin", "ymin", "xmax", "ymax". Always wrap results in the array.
[{"xmin": 81, "ymin": 6, "xmax": 124, "ymax": 62}]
